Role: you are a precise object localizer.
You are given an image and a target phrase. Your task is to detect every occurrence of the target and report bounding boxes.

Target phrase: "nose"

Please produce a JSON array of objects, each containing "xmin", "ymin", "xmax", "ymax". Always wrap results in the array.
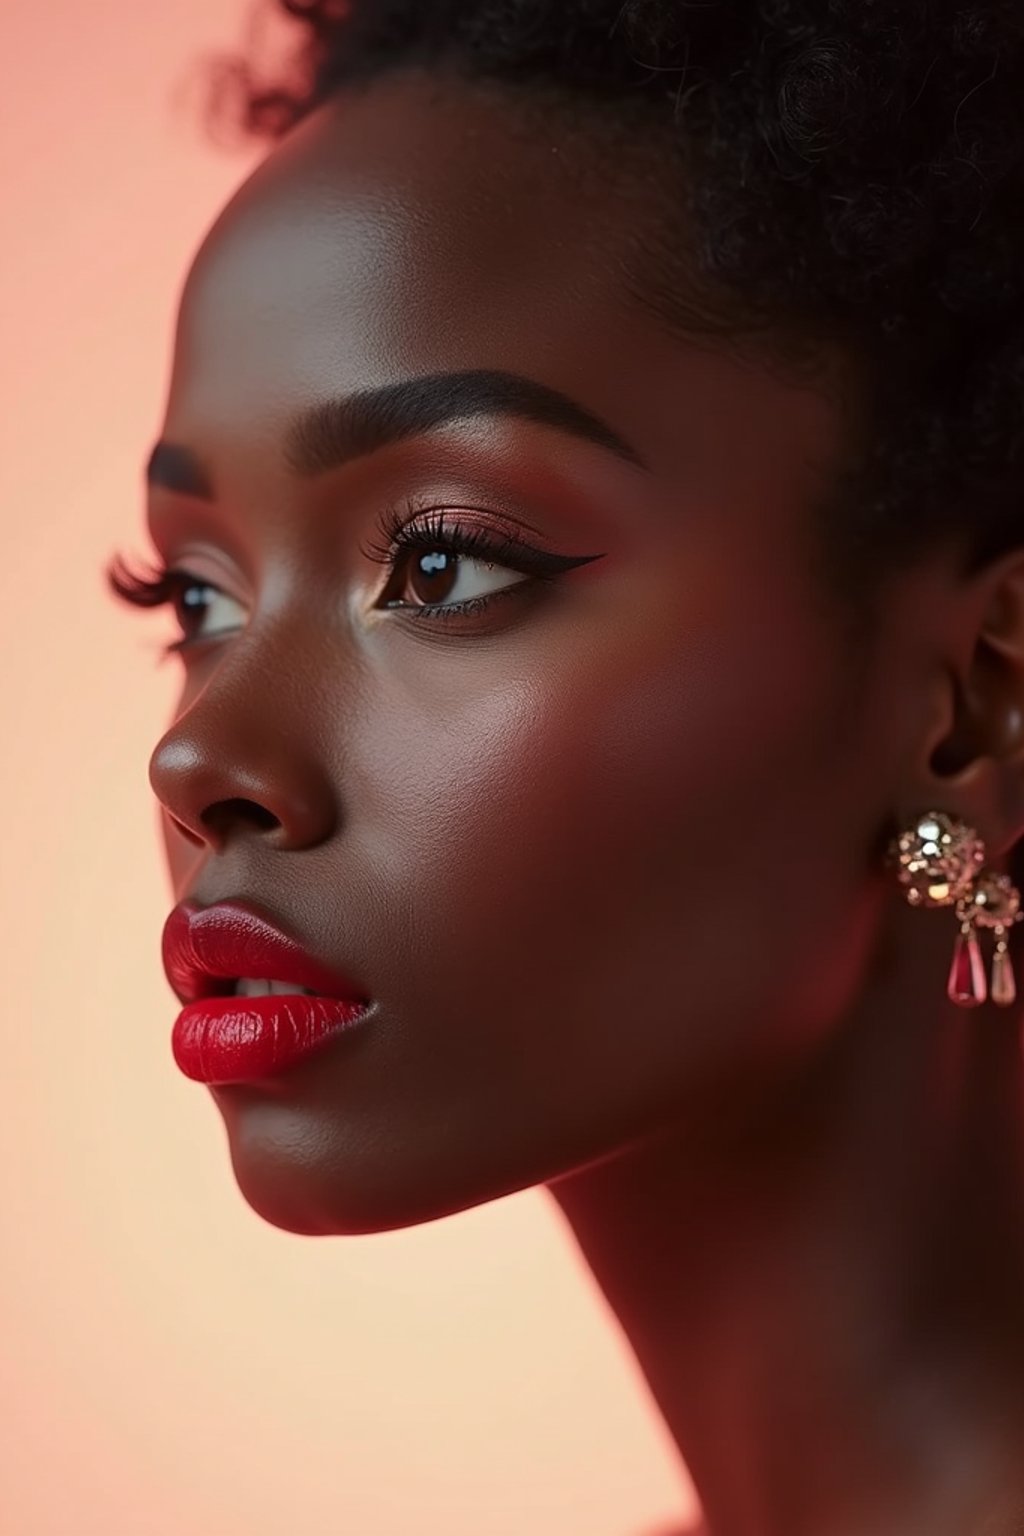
[{"xmin": 148, "ymin": 675, "xmax": 339, "ymax": 855}]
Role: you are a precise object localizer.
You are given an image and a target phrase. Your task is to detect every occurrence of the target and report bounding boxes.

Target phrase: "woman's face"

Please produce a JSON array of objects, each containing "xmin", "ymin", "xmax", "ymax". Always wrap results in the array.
[{"xmin": 148, "ymin": 70, "xmax": 921, "ymax": 1234}]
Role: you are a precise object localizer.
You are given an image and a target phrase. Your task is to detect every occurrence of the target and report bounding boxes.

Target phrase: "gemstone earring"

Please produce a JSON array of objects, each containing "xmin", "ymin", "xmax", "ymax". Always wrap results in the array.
[
  {"xmin": 888, "ymin": 811, "xmax": 1022, "ymax": 1008},
  {"xmin": 954, "ymin": 869, "xmax": 1022, "ymax": 1007}
]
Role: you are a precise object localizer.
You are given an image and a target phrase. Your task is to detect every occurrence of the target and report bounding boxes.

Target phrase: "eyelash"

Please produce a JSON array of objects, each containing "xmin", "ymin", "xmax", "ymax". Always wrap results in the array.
[{"xmin": 106, "ymin": 498, "xmax": 591, "ymax": 657}]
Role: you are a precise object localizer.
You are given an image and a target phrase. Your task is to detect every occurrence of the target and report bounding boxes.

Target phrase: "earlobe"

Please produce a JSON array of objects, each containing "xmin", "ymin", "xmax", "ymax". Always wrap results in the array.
[
  {"xmin": 919, "ymin": 685, "xmax": 1024, "ymax": 864},
  {"xmin": 914, "ymin": 550, "xmax": 1024, "ymax": 858}
]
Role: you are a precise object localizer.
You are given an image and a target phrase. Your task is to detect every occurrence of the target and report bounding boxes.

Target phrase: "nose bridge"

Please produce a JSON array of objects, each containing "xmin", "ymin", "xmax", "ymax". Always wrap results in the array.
[{"xmin": 148, "ymin": 625, "xmax": 341, "ymax": 852}]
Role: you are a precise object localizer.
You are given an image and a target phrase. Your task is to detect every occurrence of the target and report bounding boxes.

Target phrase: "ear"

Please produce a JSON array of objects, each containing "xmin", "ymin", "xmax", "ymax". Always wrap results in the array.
[{"xmin": 912, "ymin": 547, "xmax": 1024, "ymax": 859}]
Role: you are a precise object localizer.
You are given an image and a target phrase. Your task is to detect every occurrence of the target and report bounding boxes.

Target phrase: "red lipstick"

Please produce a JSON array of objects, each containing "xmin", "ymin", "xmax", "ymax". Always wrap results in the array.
[{"xmin": 162, "ymin": 899, "xmax": 373, "ymax": 1085}]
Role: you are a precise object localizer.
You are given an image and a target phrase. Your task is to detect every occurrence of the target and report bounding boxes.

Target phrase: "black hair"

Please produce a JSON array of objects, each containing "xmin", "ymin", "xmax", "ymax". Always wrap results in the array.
[{"xmin": 198, "ymin": 0, "xmax": 1024, "ymax": 605}]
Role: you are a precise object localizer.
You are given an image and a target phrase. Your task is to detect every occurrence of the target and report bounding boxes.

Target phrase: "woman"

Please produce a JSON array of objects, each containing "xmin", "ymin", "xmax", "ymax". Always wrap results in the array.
[{"xmin": 106, "ymin": 2, "xmax": 1024, "ymax": 1532}]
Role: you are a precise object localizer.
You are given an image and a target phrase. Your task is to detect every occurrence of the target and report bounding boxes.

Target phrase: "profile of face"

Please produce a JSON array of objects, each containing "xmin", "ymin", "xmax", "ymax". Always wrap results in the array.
[{"xmin": 146, "ymin": 69, "xmax": 930, "ymax": 1237}]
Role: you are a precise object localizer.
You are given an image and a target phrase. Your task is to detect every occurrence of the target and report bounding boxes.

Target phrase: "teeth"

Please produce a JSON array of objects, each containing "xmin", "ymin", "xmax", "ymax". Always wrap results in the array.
[{"xmin": 233, "ymin": 978, "xmax": 319, "ymax": 997}]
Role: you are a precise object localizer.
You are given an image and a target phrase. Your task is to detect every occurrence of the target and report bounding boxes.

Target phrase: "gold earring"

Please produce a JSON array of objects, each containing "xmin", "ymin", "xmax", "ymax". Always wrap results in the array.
[{"xmin": 888, "ymin": 811, "xmax": 1022, "ymax": 1008}]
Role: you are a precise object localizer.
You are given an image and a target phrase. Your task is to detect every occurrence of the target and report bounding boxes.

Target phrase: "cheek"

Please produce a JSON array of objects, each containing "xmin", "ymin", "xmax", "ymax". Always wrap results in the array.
[{"xmin": 362, "ymin": 564, "xmax": 875, "ymax": 1123}]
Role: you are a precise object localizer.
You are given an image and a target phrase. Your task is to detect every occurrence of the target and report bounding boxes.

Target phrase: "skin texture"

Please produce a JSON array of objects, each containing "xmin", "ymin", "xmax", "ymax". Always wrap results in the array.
[{"xmin": 145, "ymin": 67, "xmax": 1024, "ymax": 1536}]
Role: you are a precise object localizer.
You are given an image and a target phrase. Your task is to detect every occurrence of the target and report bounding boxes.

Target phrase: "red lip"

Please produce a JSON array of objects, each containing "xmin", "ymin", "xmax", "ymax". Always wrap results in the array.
[{"xmin": 161, "ymin": 899, "xmax": 371, "ymax": 1006}]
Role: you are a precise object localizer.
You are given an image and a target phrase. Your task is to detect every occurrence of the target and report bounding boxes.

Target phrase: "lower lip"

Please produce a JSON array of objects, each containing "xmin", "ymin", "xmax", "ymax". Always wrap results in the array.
[{"xmin": 171, "ymin": 994, "xmax": 372, "ymax": 1084}]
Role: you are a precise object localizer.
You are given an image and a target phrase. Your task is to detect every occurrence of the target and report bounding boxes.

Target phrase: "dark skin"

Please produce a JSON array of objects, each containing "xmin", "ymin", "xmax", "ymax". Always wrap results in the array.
[{"xmin": 144, "ymin": 68, "xmax": 1024, "ymax": 1536}]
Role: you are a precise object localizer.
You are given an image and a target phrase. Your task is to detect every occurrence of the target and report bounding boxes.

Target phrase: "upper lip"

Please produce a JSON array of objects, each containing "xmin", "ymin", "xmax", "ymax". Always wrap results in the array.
[{"xmin": 161, "ymin": 898, "xmax": 372, "ymax": 1006}]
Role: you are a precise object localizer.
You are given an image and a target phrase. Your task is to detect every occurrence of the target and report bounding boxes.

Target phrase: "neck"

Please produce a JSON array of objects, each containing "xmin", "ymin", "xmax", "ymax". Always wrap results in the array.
[{"xmin": 546, "ymin": 900, "xmax": 1024, "ymax": 1536}]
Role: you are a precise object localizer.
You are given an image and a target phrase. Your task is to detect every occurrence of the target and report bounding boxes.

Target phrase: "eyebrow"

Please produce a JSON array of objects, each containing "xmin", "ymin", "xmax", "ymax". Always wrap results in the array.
[{"xmin": 144, "ymin": 368, "xmax": 648, "ymax": 499}]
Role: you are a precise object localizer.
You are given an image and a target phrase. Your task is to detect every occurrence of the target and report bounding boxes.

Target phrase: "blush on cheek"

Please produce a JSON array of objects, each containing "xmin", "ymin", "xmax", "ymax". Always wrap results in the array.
[{"xmin": 444, "ymin": 581, "xmax": 864, "ymax": 1055}]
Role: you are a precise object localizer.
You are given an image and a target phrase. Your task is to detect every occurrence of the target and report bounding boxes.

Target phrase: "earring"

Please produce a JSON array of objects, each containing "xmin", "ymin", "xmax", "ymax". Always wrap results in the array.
[
  {"xmin": 955, "ymin": 869, "xmax": 1022, "ymax": 1007},
  {"xmin": 888, "ymin": 811, "xmax": 1022, "ymax": 1008}
]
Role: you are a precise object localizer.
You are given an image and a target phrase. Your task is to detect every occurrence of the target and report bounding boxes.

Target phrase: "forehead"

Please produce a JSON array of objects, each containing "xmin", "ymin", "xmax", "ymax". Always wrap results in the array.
[
  {"xmin": 172, "ymin": 73, "xmax": 661, "ymax": 408},
  {"xmin": 163, "ymin": 69, "xmax": 847, "ymax": 515}
]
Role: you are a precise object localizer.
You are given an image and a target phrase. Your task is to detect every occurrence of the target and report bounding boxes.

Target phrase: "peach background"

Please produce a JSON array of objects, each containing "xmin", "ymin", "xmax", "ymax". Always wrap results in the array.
[{"xmin": 2, "ymin": 5, "xmax": 697, "ymax": 1534}]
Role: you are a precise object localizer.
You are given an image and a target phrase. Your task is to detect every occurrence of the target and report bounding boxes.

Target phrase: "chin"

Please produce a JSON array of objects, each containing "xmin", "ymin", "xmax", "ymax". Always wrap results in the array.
[{"xmin": 209, "ymin": 1083, "xmax": 536, "ymax": 1237}]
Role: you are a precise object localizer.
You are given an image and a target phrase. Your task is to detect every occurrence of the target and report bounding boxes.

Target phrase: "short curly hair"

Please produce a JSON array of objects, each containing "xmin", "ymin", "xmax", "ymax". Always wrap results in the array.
[{"xmin": 201, "ymin": 0, "xmax": 1024, "ymax": 602}]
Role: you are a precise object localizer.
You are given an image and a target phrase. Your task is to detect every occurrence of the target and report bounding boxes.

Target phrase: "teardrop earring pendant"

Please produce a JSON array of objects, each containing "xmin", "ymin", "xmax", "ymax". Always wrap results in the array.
[
  {"xmin": 948, "ymin": 907, "xmax": 987, "ymax": 1007},
  {"xmin": 955, "ymin": 868, "xmax": 1022, "ymax": 1008}
]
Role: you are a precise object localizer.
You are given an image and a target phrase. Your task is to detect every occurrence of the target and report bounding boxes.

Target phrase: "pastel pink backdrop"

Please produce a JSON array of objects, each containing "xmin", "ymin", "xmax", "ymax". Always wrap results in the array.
[{"xmin": 1, "ymin": 5, "xmax": 697, "ymax": 1535}]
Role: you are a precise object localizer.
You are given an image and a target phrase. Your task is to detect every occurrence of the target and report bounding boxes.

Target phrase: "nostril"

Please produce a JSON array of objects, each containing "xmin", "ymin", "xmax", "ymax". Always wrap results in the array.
[{"xmin": 201, "ymin": 800, "xmax": 280, "ymax": 838}]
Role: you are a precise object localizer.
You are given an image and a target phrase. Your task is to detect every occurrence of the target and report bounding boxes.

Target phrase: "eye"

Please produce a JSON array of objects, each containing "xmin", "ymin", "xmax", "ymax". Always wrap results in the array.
[
  {"xmin": 166, "ymin": 574, "xmax": 246, "ymax": 649},
  {"xmin": 362, "ymin": 503, "xmax": 605, "ymax": 623},
  {"xmin": 382, "ymin": 542, "xmax": 527, "ymax": 611},
  {"xmin": 104, "ymin": 555, "xmax": 246, "ymax": 655}
]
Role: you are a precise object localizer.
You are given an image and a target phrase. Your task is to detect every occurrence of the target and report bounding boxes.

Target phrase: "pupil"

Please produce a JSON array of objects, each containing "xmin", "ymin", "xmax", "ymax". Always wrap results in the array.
[
  {"xmin": 176, "ymin": 582, "xmax": 209, "ymax": 630},
  {"xmin": 410, "ymin": 550, "xmax": 456, "ymax": 605}
]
